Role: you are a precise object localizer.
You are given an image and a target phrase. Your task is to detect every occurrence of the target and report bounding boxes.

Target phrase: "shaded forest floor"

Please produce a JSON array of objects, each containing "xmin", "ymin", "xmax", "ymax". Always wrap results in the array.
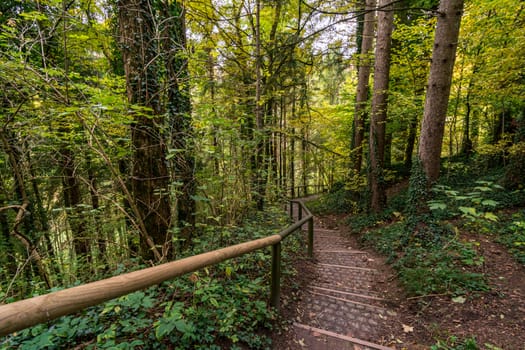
[{"xmin": 276, "ymin": 211, "xmax": 525, "ymax": 349}]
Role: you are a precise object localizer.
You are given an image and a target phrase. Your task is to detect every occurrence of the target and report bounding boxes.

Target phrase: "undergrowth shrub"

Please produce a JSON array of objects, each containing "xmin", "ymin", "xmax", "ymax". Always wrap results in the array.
[
  {"xmin": 361, "ymin": 219, "xmax": 488, "ymax": 297},
  {"xmin": 431, "ymin": 336, "xmax": 480, "ymax": 350},
  {"xmin": 491, "ymin": 210, "xmax": 525, "ymax": 265},
  {"xmin": 307, "ymin": 181, "xmax": 359, "ymax": 215},
  {"xmin": 359, "ymin": 160, "xmax": 494, "ymax": 297},
  {"xmin": 1, "ymin": 205, "xmax": 301, "ymax": 349}
]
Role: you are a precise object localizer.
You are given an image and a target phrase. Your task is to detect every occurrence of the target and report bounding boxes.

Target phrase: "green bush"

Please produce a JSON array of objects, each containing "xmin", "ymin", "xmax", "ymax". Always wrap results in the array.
[
  {"xmin": 0, "ymin": 205, "xmax": 300, "ymax": 350},
  {"xmin": 307, "ymin": 183, "xmax": 360, "ymax": 215}
]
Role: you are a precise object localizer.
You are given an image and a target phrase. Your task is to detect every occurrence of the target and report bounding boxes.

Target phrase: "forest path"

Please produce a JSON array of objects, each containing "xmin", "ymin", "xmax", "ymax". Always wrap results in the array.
[{"xmin": 276, "ymin": 203, "xmax": 400, "ymax": 349}]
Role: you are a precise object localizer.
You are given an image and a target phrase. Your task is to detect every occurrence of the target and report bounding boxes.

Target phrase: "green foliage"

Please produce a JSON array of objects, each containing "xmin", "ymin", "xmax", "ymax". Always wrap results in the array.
[
  {"xmin": 361, "ymin": 219, "xmax": 488, "ymax": 297},
  {"xmin": 428, "ymin": 181, "xmax": 502, "ymax": 229},
  {"xmin": 306, "ymin": 182, "xmax": 360, "ymax": 215},
  {"xmin": 431, "ymin": 336, "xmax": 479, "ymax": 350},
  {"xmin": 406, "ymin": 158, "xmax": 430, "ymax": 217},
  {"xmin": 394, "ymin": 240, "xmax": 488, "ymax": 296},
  {"xmin": 503, "ymin": 141, "xmax": 525, "ymax": 189},
  {"xmin": 0, "ymin": 206, "xmax": 300, "ymax": 349},
  {"xmin": 490, "ymin": 211, "xmax": 525, "ymax": 265}
]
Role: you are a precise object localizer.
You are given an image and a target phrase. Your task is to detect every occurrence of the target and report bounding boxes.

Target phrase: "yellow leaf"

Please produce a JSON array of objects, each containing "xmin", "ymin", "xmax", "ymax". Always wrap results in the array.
[{"xmin": 402, "ymin": 324, "xmax": 414, "ymax": 333}]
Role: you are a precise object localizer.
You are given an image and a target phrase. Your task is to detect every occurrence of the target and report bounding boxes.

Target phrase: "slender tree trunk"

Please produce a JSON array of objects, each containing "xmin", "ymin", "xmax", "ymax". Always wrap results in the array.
[
  {"xmin": 254, "ymin": 0, "xmax": 265, "ymax": 210},
  {"xmin": 290, "ymin": 128, "xmax": 295, "ymax": 198},
  {"xmin": 119, "ymin": 0, "xmax": 170, "ymax": 262},
  {"xmin": 352, "ymin": 0, "xmax": 376, "ymax": 174},
  {"xmin": 418, "ymin": 0, "xmax": 465, "ymax": 184},
  {"xmin": 368, "ymin": 0, "xmax": 394, "ymax": 213},
  {"xmin": 460, "ymin": 89, "xmax": 473, "ymax": 157}
]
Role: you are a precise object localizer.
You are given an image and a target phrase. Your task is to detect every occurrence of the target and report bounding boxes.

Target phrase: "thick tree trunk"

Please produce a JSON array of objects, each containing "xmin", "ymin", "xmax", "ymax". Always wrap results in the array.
[
  {"xmin": 368, "ymin": 0, "xmax": 394, "ymax": 213},
  {"xmin": 352, "ymin": 0, "xmax": 376, "ymax": 174},
  {"xmin": 418, "ymin": 0, "xmax": 465, "ymax": 184},
  {"xmin": 162, "ymin": 0, "xmax": 196, "ymax": 252},
  {"xmin": 119, "ymin": 0, "xmax": 170, "ymax": 262}
]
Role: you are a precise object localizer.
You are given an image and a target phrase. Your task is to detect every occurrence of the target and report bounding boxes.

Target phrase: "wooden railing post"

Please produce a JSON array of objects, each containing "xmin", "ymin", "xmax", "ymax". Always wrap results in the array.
[
  {"xmin": 289, "ymin": 201, "xmax": 293, "ymax": 218},
  {"xmin": 270, "ymin": 242, "xmax": 281, "ymax": 310},
  {"xmin": 308, "ymin": 217, "xmax": 314, "ymax": 258},
  {"xmin": 298, "ymin": 204, "xmax": 303, "ymax": 221}
]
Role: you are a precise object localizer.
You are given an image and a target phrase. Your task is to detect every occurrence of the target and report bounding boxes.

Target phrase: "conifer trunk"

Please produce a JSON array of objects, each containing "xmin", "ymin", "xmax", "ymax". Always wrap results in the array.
[
  {"xmin": 352, "ymin": 0, "xmax": 376, "ymax": 173},
  {"xmin": 418, "ymin": 0, "xmax": 465, "ymax": 184},
  {"xmin": 368, "ymin": 0, "xmax": 394, "ymax": 213}
]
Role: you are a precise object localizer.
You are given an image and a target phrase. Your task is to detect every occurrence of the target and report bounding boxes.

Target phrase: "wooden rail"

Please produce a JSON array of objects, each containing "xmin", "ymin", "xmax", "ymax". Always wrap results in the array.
[{"xmin": 0, "ymin": 200, "xmax": 313, "ymax": 337}]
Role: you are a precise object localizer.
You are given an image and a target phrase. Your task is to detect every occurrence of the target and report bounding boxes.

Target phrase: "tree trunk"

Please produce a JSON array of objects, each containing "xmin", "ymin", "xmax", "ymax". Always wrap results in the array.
[
  {"xmin": 119, "ymin": 0, "xmax": 170, "ymax": 262},
  {"xmin": 60, "ymin": 147, "xmax": 91, "ymax": 258},
  {"xmin": 368, "ymin": 0, "xmax": 394, "ymax": 213},
  {"xmin": 253, "ymin": 0, "xmax": 266, "ymax": 210},
  {"xmin": 352, "ymin": 0, "xmax": 376, "ymax": 174},
  {"xmin": 0, "ymin": 128, "xmax": 52, "ymax": 288},
  {"xmin": 418, "ymin": 0, "xmax": 465, "ymax": 184},
  {"xmin": 404, "ymin": 113, "xmax": 418, "ymax": 169},
  {"xmin": 161, "ymin": 0, "xmax": 196, "ymax": 253}
]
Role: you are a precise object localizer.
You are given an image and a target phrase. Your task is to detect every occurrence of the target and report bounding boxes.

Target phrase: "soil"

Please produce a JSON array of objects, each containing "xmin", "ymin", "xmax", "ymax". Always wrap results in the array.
[{"xmin": 272, "ymin": 213, "xmax": 525, "ymax": 350}]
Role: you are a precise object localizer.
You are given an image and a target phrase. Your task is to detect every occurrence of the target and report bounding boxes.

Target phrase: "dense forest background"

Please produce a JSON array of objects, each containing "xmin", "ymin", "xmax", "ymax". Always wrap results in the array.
[{"xmin": 0, "ymin": 0, "xmax": 524, "ymax": 347}]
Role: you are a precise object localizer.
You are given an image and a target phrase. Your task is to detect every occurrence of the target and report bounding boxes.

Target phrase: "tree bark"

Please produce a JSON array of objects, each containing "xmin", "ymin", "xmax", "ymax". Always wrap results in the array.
[
  {"xmin": 368, "ymin": 0, "xmax": 394, "ymax": 213},
  {"xmin": 254, "ymin": 0, "xmax": 266, "ymax": 210},
  {"xmin": 161, "ymin": 0, "xmax": 196, "ymax": 252},
  {"xmin": 418, "ymin": 0, "xmax": 465, "ymax": 184},
  {"xmin": 352, "ymin": 0, "xmax": 376, "ymax": 174},
  {"xmin": 119, "ymin": 0, "xmax": 170, "ymax": 262}
]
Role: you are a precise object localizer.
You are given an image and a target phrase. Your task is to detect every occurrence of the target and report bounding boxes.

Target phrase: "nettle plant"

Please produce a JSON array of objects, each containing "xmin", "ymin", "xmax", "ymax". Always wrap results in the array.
[{"xmin": 427, "ymin": 181, "xmax": 501, "ymax": 230}]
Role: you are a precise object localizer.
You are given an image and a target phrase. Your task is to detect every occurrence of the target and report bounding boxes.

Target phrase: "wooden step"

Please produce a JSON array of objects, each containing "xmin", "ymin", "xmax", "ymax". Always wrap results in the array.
[
  {"xmin": 308, "ymin": 286, "xmax": 387, "ymax": 306},
  {"xmin": 296, "ymin": 292, "xmax": 389, "ymax": 340},
  {"xmin": 293, "ymin": 323, "xmax": 394, "ymax": 350}
]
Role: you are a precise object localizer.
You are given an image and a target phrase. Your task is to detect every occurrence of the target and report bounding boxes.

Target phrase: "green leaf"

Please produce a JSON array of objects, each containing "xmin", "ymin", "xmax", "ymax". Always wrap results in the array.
[
  {"xmin": 174, "ymin": 319, "xmax": 189, "ymax": 332},
  {"xmin": 459, "ymin": 206, "xmax": 477, "ymax": 216},
  {"xmin": 155, "ymin": 321, "xmax": 176, "ymax": 340},
  {"xmin": 483, "ymin": 212, "xmax": 499, "ymax": 222},
  {"xmin": 428, "ymin": 201, "xmax": 447, "ymax": 210},
  {"xmin": 481, "ymin": 199, "xmax": 498, "ymax": 207}
]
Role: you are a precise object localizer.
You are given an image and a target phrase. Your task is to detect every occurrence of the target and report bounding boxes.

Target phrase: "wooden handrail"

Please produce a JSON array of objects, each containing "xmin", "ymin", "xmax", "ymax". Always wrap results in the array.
[{"xmin": 0, "ymin": 200, "xmax": 314, "ymax": 337}]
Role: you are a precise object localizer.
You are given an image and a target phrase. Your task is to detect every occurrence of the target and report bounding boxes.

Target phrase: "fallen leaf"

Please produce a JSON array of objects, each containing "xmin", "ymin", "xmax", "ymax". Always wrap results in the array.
[
  {"xmin": 452, "ymin": 296, "xmax": 466, "ymax": 303},
  {"xmin": 402, "ymin": 324, "xmax": 414, "ymax": 333}
]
